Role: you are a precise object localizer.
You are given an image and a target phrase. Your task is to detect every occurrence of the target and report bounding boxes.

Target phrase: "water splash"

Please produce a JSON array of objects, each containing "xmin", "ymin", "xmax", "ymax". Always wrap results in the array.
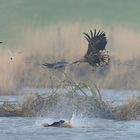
[
  {"xmin": 70, "ymin": 113, "xmax": 96, "ymax": 128},
  {"xmin": 35, "ymin": 117, "xmax": 55, "ymax": 127},
  {"xmin": 35, "ymin": 113, "xmax": 99, "ymax": 128}
]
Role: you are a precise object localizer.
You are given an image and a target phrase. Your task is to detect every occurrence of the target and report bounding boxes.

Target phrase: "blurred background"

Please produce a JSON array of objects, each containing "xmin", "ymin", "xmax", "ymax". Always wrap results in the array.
[{"xmin": 0, "ymin": 0, "xmax": 140, "ymax": 95}]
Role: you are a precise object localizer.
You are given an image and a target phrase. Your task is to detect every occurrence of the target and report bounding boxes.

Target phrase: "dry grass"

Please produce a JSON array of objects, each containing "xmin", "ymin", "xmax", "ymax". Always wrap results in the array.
[
  {"xmin": 21, "ymin": 79, "xmax": 109, "ymax": 117},
  {"xmin": 1, "ymin": 80, "xmax": 140, "ymax": 120},
  {"xmin": 0, "ymin": 50, "xmax": 25, "ymax": 95},
  {"xmin": 0, "ymin": 101, "xmax": 22, "ymax": 117},
  {"xmin": 113, "ymin": 97, "xmax": 140, "ymax": 120},
  {"xmin": 0, "ymin": 80, "xmax": 113, "ymax": 118},
  {"xmin": 0, "ymin": 23, "xmax": 140, "ymax": 95}
]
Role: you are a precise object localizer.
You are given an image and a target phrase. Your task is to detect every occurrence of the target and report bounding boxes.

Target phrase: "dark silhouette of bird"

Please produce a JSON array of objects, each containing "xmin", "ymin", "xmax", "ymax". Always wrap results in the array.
[
  {"xmin": 71, "ymin": 29, "xmax": 110, "ymax": 70},
  {"xmin": 42, "ymin": 61, "xmax": 68, "ymax": 69}
]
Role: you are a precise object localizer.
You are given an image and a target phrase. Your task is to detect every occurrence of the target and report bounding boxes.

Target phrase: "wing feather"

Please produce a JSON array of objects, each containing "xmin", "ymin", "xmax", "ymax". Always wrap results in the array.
[
  {"xmin": 84, "ymin": 29, "xmax": 107, "ymax": 55},
  {"xmin": 94, "ymin": 29, "xmax": 96, "ymax": 37}
]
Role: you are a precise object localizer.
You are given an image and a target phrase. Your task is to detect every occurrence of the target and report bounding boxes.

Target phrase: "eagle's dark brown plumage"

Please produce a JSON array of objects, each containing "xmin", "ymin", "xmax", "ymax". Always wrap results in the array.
[{"xmin": 72, "ymin": 29, "xmax": 110, "ymax": 70}]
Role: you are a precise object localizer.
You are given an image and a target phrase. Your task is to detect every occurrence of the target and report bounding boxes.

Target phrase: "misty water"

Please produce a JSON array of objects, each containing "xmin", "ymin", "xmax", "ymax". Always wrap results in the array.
[{"xmin": 1, "ymin": 90, "xmax": 140, "ymax": 140}]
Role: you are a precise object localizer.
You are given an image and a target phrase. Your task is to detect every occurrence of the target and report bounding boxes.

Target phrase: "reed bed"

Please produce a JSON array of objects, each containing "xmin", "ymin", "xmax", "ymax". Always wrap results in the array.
[
  {"xmin": 0, "ymin": 79, "xmax": 113, "ymax": 118},
  {"xmin": 0, "ymin": 78, "xmax": 140, "ymax": 120},
  {"xmin": 21, "ymin": 79, "xmax": 113, "ymax": 118},
  {"xmin": 0, "ymin": 101, "xmax": 22, "ymax": 117},
  {"xmin": 113, "ymin": 97, "xmax": 140, "ymax": 120},
  {"xmin": 1, "ymin": 25, "xmax": 140, "ymax": 96}
]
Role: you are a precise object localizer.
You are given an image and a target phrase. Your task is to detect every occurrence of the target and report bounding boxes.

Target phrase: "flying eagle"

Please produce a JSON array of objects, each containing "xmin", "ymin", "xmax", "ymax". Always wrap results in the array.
[{"xmin": 71, "ymin": 29, "xmax": 110, "ymax": 70}]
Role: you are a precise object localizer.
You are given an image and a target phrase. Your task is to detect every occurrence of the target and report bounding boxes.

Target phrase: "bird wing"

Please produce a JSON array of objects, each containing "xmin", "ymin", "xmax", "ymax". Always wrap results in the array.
[{"xmin": 84, "ymin": 29, "xmax": 107, "ymax": 56}]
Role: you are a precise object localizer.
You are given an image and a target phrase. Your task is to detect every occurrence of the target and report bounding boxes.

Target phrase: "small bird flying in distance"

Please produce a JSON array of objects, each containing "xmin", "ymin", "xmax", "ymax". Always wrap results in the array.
[{"xmin": 8, "ymin": 50, "xmax": 15, "ymax": 60}]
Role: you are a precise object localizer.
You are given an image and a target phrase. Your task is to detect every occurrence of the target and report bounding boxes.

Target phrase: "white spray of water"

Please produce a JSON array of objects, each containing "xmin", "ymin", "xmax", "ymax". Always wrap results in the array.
[
  {"xmin": 70, "ymin": 113, "xmax": 96, "ymax": 128},
  {"xmin": 35, "ymin": 117, "xmax": 56, "ymax": 127}
]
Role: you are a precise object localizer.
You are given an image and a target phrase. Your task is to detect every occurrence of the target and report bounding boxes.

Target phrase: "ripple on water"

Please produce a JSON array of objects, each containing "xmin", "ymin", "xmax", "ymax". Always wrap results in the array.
[{"xmin": 0, "ymin": 117, "xmax": 140, "ymax": 140}]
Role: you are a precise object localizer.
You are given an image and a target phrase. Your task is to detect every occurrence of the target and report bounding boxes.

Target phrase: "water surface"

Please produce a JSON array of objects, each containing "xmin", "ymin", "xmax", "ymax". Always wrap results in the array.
[
  {"xmin": 0, "ymin": 117, "xmax": 140, "ymax": 140},
  {"xmin": 1, "ymin": 90, "xmax": 140, "ymax": 140}
]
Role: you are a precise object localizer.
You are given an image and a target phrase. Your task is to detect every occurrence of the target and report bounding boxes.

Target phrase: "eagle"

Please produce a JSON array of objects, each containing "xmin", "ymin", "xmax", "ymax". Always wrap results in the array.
[{"xmin": 71, "ymin": 29, "xmax": 110, "ymax": 70}]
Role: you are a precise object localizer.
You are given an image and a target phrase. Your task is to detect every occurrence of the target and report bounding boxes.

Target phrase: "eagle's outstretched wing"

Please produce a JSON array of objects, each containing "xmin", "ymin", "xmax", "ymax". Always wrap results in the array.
[{"xmin": 84, "ymin": 29, "xmax": 107, "ymax": 55}]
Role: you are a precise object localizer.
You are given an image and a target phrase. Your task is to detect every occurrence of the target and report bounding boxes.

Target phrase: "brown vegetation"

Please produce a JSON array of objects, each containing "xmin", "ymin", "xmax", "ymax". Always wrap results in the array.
[
  {"xmin": 113, "ymin": 97, "xmax": 140, "ymax": 120},
  {"xmin": 0, "ymin": 23, "xmax": 140, "ymax": 95},
  {"xmin": 0, "ymin": 80, "xmax": 112, "ymax": 118},
  {"xmin": 1, "ymin": 84, "xmax": 140, "ymax": 121}
]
